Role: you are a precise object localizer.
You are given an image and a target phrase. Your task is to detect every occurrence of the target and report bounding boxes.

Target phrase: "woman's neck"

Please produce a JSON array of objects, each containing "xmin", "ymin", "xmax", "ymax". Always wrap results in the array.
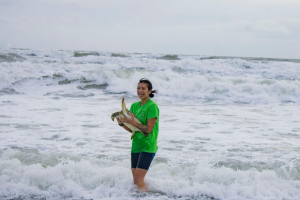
[{"xmin": 141, "ymin": 97, "xmax": 149, "ymax": 106}]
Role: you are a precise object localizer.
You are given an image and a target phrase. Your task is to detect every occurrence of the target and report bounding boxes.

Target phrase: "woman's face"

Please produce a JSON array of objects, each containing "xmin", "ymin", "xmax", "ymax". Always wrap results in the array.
[{"xmin": 137, "ymin": 82, "xmax": 151, "ymax": 100}]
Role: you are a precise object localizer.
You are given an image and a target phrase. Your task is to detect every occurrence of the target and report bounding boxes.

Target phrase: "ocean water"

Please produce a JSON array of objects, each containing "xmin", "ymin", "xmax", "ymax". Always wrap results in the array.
[{"xmin": 0, "ymin": 48, "xmax": 300, "ymax": 200}]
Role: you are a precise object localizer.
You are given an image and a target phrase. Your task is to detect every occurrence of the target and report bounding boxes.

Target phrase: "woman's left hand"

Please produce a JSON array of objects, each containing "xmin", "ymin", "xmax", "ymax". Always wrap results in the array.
[{"xmin": 122, "ymin": 113, "xmax": 136, "ymax": 126}]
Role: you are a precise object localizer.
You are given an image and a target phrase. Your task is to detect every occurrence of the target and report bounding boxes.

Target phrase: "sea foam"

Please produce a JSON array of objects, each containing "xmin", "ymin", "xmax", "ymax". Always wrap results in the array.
[{"xmin": 1, "ymin": 48, "xmax": 300, "ymax": 104}]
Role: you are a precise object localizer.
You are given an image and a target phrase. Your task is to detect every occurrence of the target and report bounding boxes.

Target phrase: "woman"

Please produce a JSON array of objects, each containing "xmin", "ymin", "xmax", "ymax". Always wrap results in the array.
[{"xmin": 117, "ymin": 78, "xmax": 159, "ymax": 190}]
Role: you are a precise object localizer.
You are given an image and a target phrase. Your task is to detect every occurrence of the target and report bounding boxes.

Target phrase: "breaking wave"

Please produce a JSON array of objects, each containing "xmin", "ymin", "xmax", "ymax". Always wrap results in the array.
[
  {"xmin": 1, "ymin": 48, "xmax": 300, "ymax": 104},
  {"xmin": 1, "ymin": 148, "xmax": 299, "ymax": 200}
]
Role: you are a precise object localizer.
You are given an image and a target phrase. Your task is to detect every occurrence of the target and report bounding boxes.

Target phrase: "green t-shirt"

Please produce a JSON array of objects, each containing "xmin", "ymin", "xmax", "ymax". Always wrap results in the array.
[{"xmin": 130, "ymin": 98, "xmax": 159, "ymax": 153}]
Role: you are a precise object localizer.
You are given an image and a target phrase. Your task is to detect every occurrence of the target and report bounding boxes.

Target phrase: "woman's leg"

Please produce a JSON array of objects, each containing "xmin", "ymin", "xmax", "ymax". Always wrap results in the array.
[
  {"xmin": 131, "ymin": 152, "xmax": 155, "ymax": 190},
  {"xmin": 131, "ymin": 168, "xmax": 136, "ymax": 176},
  {"xmin": 133, "ymin": 168, "xmax": 148, "ymax": 190},
  {"xmin": 131, "ymin": 153, "xmax": 139, "ymax": 181}
]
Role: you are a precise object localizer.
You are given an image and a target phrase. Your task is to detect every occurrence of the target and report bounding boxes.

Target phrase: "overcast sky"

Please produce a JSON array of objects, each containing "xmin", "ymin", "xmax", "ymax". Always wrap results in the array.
[{"xmin": 1, "ymin": 0, "xmax": 300, "ymax": 58}]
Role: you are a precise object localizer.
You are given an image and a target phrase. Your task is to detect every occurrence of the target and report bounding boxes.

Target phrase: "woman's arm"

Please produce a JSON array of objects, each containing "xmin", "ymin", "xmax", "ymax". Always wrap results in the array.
[
  {"xmin": 117, "ymin": 118, "xmax": 133, "ymax": 133},
  {"xmin": 135, "ymin": 118, "xmax": 157, "ymax": 133},
  {"xmin": 119, "ymin": 113, "xmax": 157, "ymax": 134}
]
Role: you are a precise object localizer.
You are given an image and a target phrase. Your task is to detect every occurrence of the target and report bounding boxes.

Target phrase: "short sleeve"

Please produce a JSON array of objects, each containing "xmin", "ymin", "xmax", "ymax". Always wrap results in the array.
[
  {"xmin": 147, "ymin": 104, "xmax": 159, "ymax": 119},
  {"xmin": 130, "ymin": 104, "xmax": 134, "ymax": 113}
]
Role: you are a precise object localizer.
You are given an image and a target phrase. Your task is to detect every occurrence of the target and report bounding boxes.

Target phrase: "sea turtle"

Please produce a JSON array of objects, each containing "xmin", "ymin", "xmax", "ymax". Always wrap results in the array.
[{"xmin": 111, "ymin": 98, "xmax": 147, "ymax": 139}]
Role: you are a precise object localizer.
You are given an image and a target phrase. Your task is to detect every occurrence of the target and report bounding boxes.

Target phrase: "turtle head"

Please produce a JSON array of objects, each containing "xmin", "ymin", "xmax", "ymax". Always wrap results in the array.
[
  {"xmin": 111, "ymin": 112, "xmax": 116, "ymax": 121},
  {"xmin": 111, "ymin": 111, "xmax": 122, "ymax": 121}
]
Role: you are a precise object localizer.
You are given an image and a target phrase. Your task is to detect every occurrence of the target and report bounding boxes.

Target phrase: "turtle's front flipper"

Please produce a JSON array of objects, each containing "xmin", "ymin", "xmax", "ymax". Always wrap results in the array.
[{"xmin": 131, "ymin": 131, "xmax": 135, "ymax": 140}]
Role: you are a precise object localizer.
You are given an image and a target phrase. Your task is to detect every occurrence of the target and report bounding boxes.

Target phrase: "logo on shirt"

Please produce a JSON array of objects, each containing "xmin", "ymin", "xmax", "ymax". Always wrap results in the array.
[{"xmin": 139, "ymin": 111, "xmax": 146, "ymax": 119}]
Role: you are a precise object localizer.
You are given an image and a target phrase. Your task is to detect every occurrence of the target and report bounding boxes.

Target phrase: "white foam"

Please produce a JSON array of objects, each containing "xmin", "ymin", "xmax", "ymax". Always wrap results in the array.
[
  {"xmin": 1, "ymin": 48, "xmax": 300, "ymax": 199},
  {"xmin": 1, "ymin": 151, "xmax": 300, "ymax": 199},
  {"xmin": 1, "ymin": 48, "xmax": 300, "ymax": 104}
]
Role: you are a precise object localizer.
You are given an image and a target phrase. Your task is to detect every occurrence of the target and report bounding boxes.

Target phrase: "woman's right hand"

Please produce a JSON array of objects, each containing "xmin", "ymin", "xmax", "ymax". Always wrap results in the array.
[{"xmin": 117, "ymin": 118, "xmax": 123, "ymax": 126}]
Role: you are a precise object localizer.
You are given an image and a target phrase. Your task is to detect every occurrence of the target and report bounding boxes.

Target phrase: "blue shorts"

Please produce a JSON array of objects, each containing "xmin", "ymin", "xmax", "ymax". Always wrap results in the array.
[{"xmin": 131, "ymin": 152, "xmax": 156, "ymax": 170}]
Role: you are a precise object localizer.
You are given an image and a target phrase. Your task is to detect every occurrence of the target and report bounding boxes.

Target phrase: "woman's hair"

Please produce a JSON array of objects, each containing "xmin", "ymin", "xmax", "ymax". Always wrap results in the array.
[{"xmin": 138, "ymin": 78, "xmax": 157, "ymax": 98}]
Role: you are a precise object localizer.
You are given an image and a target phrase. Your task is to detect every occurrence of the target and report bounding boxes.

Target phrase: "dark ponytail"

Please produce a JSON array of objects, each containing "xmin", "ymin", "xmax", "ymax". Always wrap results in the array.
[{"xmin": 139, "ymin": 78, "xmax": 157, "ymax": 98}]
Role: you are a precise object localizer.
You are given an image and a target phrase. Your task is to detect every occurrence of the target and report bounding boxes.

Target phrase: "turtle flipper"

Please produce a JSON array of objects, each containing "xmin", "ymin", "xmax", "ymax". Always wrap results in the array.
[{"xmin": 131, "ymin": 131, "xmax": 135, "ymax": 140}]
